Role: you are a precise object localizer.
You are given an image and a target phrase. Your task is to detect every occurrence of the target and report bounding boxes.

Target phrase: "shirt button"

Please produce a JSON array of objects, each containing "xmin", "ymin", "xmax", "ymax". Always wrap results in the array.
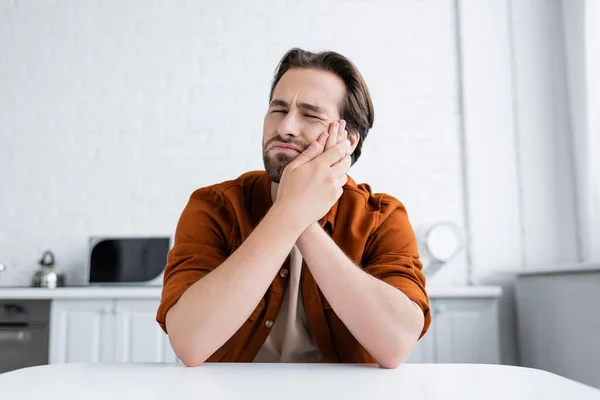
[
  {"xmin": 265, "ymin": 320, "xmax": 274, "ymax": 328},
  {"xmin": 279, "ymin": 269, "xmax": 289, "ymax": 278}
]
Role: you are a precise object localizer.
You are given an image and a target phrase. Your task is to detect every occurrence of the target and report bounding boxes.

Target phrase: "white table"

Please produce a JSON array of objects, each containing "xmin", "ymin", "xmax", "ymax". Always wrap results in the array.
[{"xmin": 1, "ymin": 362, "xmax": 599, "ymax": 400}]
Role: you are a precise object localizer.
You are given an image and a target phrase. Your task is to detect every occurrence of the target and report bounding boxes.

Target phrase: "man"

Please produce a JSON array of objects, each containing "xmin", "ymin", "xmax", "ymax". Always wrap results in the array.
[{"xmin": 156, "ymin": 48, "xmax": 431, "ymax": 369}]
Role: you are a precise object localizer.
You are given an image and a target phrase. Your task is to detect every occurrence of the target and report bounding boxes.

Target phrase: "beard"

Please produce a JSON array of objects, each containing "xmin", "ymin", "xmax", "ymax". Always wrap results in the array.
[
  {"xmin": 262, "ymin": 136, "xmax": 307, "ymax": 183},
  {"xmin": 262, "ymin": 152, "xmax": 293, "ymax": 183}
]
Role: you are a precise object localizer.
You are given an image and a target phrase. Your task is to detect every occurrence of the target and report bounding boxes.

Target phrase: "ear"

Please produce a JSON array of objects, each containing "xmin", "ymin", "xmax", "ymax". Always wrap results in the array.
[{"xmin": 348, "ymin": 131, "xmax": 360, "ymax": 155}]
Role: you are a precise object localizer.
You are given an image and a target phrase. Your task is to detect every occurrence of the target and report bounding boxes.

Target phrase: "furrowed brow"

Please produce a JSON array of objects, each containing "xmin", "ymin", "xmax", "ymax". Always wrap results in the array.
[
  {"xmin": 298, "ymin": 102, "xmax": 327, "ymax": 115},
  {"xmin": 269, "ymin": 99, "xmax": 289, "ymax": 108}
]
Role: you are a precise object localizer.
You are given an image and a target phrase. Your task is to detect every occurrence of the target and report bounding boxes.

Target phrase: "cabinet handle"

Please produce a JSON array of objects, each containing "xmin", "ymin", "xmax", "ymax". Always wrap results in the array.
[
  {"xmin": 435, "ymin": 304, "xmax": 447, "ymax": 314},
  {"xmin": 0, "ymin": 331, "xmax": 31, "ymax": 342}
]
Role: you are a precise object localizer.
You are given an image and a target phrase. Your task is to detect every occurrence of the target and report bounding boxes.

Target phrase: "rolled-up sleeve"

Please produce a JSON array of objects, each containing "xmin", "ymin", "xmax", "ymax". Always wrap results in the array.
[
  {"xmin": 362, "ymin": 198, "xmax": 431, "ymax": 339},
  {"xmin": 156, "ymin": 187, "xmax": 233, "ymax": 333}
]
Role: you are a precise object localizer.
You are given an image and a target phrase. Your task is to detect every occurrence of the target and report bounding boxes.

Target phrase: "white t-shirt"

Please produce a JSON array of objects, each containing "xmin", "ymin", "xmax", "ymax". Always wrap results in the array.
[{"xmin": 253, "ymin": 244, "xmax": 322, "ymax": 363}]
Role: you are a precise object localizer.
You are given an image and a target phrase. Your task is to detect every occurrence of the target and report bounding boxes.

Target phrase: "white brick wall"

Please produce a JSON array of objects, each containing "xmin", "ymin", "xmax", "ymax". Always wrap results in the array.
[{"xmin": 0, "ymin": 0, "xmax": 466, "ymax": 286}]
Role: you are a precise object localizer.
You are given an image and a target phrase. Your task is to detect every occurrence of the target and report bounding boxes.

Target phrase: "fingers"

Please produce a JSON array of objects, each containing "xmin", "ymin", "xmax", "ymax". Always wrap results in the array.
[
  {"xmin": 324, "ymin": 119, "xmax": 349, "ymax": 152},
  {"xmin": 325, "ymin": 121, "xmax": 339, "ymax": 150},
  {"xmin": 286, "ymin": 132, "xmax": 329, "ymax": 170},
  {"xmin": 319, "ymin": 138, "xmax": 351, "ymax": 167},
  {"xmin": 338, "ymin": 120, "xmax": 347, "ymax": 144},
  {"xmin": 331, "ymin": 155, "xmax": 352, "ymax": 178},
  {"xmin": 317, "ymin": 130, "xmax": 329, "ymax": 148}
]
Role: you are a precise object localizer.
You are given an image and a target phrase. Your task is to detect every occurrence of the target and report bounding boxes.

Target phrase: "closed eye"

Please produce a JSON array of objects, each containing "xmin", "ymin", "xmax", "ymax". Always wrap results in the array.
[{"xmin": 270, "ymin": 110, "xmax": 321, "ymax": 121}]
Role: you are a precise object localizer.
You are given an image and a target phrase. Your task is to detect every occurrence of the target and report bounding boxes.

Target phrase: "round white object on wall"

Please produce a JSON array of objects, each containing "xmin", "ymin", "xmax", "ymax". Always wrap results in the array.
[{"xmin": 423, "ymin": 222, "xmax": 464, "ymax": 262}]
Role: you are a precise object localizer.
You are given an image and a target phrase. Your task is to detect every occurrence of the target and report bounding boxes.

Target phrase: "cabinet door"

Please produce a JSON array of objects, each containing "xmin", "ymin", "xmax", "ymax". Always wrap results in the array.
[
  {"xmin": 433, "ymin": 298, "xmax": 499, "ymax": 364},
  {"xmin": 114, "ymin": 299, "xmax": 178, "ymax": 363},
  {"xmin": 405, "ymin": 319, "xmax": 436, "ymax": 363},
  {"xmin": 49, "ymin": 300, "xmax": 115, "ymax": 363}
]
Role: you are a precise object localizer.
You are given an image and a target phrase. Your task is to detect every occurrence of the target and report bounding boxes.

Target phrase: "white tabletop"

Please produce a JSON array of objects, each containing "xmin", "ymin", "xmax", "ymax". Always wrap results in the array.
[{"xmin": 1, "ymin": 363, "xmax": 599, "ymax": 400}]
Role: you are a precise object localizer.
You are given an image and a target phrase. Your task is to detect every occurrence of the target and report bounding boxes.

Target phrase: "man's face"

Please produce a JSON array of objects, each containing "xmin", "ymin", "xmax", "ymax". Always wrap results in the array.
[{"xmin": 262, "ymin": 68, "xmax": 346, "ymax": 183}]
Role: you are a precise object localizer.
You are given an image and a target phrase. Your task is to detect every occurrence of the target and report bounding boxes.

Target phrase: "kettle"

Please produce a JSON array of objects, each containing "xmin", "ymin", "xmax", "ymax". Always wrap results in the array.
[{"xmin": 31, "ymin": 250, "xmax": 66, "ymax": 288}]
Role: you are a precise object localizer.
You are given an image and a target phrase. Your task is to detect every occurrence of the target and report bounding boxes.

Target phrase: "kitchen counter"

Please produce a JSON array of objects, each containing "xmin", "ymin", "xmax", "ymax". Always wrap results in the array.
[
  {"xmin": 1, "ymin": 362, "xmax": 598, "ymax": 400},
  {"xmin": 516, "ymin": 261, "xmax": 600, "ymax": 276},
  {"xmin": 0, "ymin": 286, "xmax": 164, "ymax": 299},
  {"xmin": 0, "ymin": 284, "xmax": 502, "ymax": 299}
]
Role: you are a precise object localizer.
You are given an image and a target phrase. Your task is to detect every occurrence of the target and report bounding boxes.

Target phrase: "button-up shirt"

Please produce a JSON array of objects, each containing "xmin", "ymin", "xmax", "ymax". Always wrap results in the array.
[{"xmin": 156, "ymin": 171, "xmax": 431, "ymax": 363}]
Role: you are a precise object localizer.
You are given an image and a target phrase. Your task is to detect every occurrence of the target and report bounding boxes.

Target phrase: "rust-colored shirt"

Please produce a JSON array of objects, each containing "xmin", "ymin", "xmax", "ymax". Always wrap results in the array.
[{"xmin": 156, "ymin": 171, "xmax": 431, "ymax": 363}]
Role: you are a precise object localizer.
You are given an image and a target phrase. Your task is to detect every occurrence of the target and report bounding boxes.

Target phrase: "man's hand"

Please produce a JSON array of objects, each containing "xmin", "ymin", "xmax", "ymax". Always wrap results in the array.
[
  {"xmin": 324, "ymin": 119, "xmax": 349, "ymax": 152},
  {"xmin": 276, "ymin": 123, "xmax": 352, "ymax": 231}
]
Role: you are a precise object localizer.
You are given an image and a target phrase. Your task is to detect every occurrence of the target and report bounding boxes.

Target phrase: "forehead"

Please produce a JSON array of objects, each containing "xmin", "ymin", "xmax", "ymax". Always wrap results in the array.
[{"xmin": 271, "ymin": 68, "xmax": 346, "ymax": 117}]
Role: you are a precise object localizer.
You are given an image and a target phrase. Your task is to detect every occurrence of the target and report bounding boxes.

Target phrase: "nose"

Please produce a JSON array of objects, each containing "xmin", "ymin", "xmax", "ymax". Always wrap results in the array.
[{"xmin": 276, "ymin": 112, "xmax": 300, "ymax": 138}]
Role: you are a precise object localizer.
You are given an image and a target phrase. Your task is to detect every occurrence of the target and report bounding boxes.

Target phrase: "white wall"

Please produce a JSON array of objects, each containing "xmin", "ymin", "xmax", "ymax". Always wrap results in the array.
[
  {"xmin": 508, "ymin": 0, "xmax": 579, "ymax": 267},
  {"xmin": 588, "ymin": 0, "xmax": 600, "ymax": 262},
  {"xmin": 460, "ymin": 0, "xmax": 581, "ymax": 281},
  {"xmin": 0, "ymin": 0, "xmax": 467, "ymax": 286},
  {"xmin": 457, "ymin": 0, "xmax": 523, "ymax": 281},
  {"xmin": 566, "ymin": 0, "xmax": 600, "ymax": 262}
]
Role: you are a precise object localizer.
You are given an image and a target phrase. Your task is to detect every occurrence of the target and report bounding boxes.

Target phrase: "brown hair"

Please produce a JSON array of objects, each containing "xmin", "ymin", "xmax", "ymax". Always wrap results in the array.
[{"xmin": 269, "ymin": 48, "xmax": 374, "ymax": 165}]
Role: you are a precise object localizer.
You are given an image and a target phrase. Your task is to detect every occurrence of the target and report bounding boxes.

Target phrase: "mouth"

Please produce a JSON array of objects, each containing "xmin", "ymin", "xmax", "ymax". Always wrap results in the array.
[{"xmin": 269, "ymin": 143, "xmax": 302, "ymax": 155}]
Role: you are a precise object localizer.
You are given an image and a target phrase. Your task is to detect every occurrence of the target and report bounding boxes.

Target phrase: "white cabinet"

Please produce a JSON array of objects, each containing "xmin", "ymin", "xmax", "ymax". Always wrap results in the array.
[
  {"xmin": 114, "ymin": 299, "xmax": 178, "ymax": 363},
  {"xmin": 50, "ymin": 299, "xmax": 177, "ymax": 364},
  {"xmin": 48, "ymin": 290, "xmax": 500, "ymax": 366},
  {"xmin": 405, "ymin": 318, "xmax": 436, "ymax": 363},
  {"xmin": 433, "ymin": 298, "xmax": 499, "ymax": 364},
  {"xmin": 405, "ymin": 297, "xmax": 500, "ymax": 364},
  {"xmin": 49, "ymin": 300, "xmax": 115, "ymax": 363}
]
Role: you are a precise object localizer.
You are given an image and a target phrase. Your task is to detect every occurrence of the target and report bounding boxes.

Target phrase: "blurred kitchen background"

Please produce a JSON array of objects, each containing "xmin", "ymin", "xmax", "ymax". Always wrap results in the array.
[{"xmin": 1, "ymin": 0, "xmax": 598, "ymax": 389}]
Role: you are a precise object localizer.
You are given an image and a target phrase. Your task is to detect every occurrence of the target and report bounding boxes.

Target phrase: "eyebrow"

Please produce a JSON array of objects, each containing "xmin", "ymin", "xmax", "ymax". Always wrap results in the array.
[{"xmin": 269, "ymin": 99, "xmax": 328, "ymax": 116}]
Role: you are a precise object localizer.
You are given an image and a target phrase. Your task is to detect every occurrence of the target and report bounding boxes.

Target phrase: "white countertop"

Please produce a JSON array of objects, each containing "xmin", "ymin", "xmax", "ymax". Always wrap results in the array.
[
  {"xmin": 1, "ymin": 362, "xmax": 598, "ymax": 400},
  {"xmin": 426, "ymin": 285, "xmax": 502, "ymax": 297},
  {"xmin": 0, "ymin": 286, "xmax": 165, "ymax": 299},
  {"xmin": 516, "ymin": 261, "xmax": 600, "ymax": 276},
  {"xmin": 0, "ymin": 284, "xmax": 502, "ymax": 299}
]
